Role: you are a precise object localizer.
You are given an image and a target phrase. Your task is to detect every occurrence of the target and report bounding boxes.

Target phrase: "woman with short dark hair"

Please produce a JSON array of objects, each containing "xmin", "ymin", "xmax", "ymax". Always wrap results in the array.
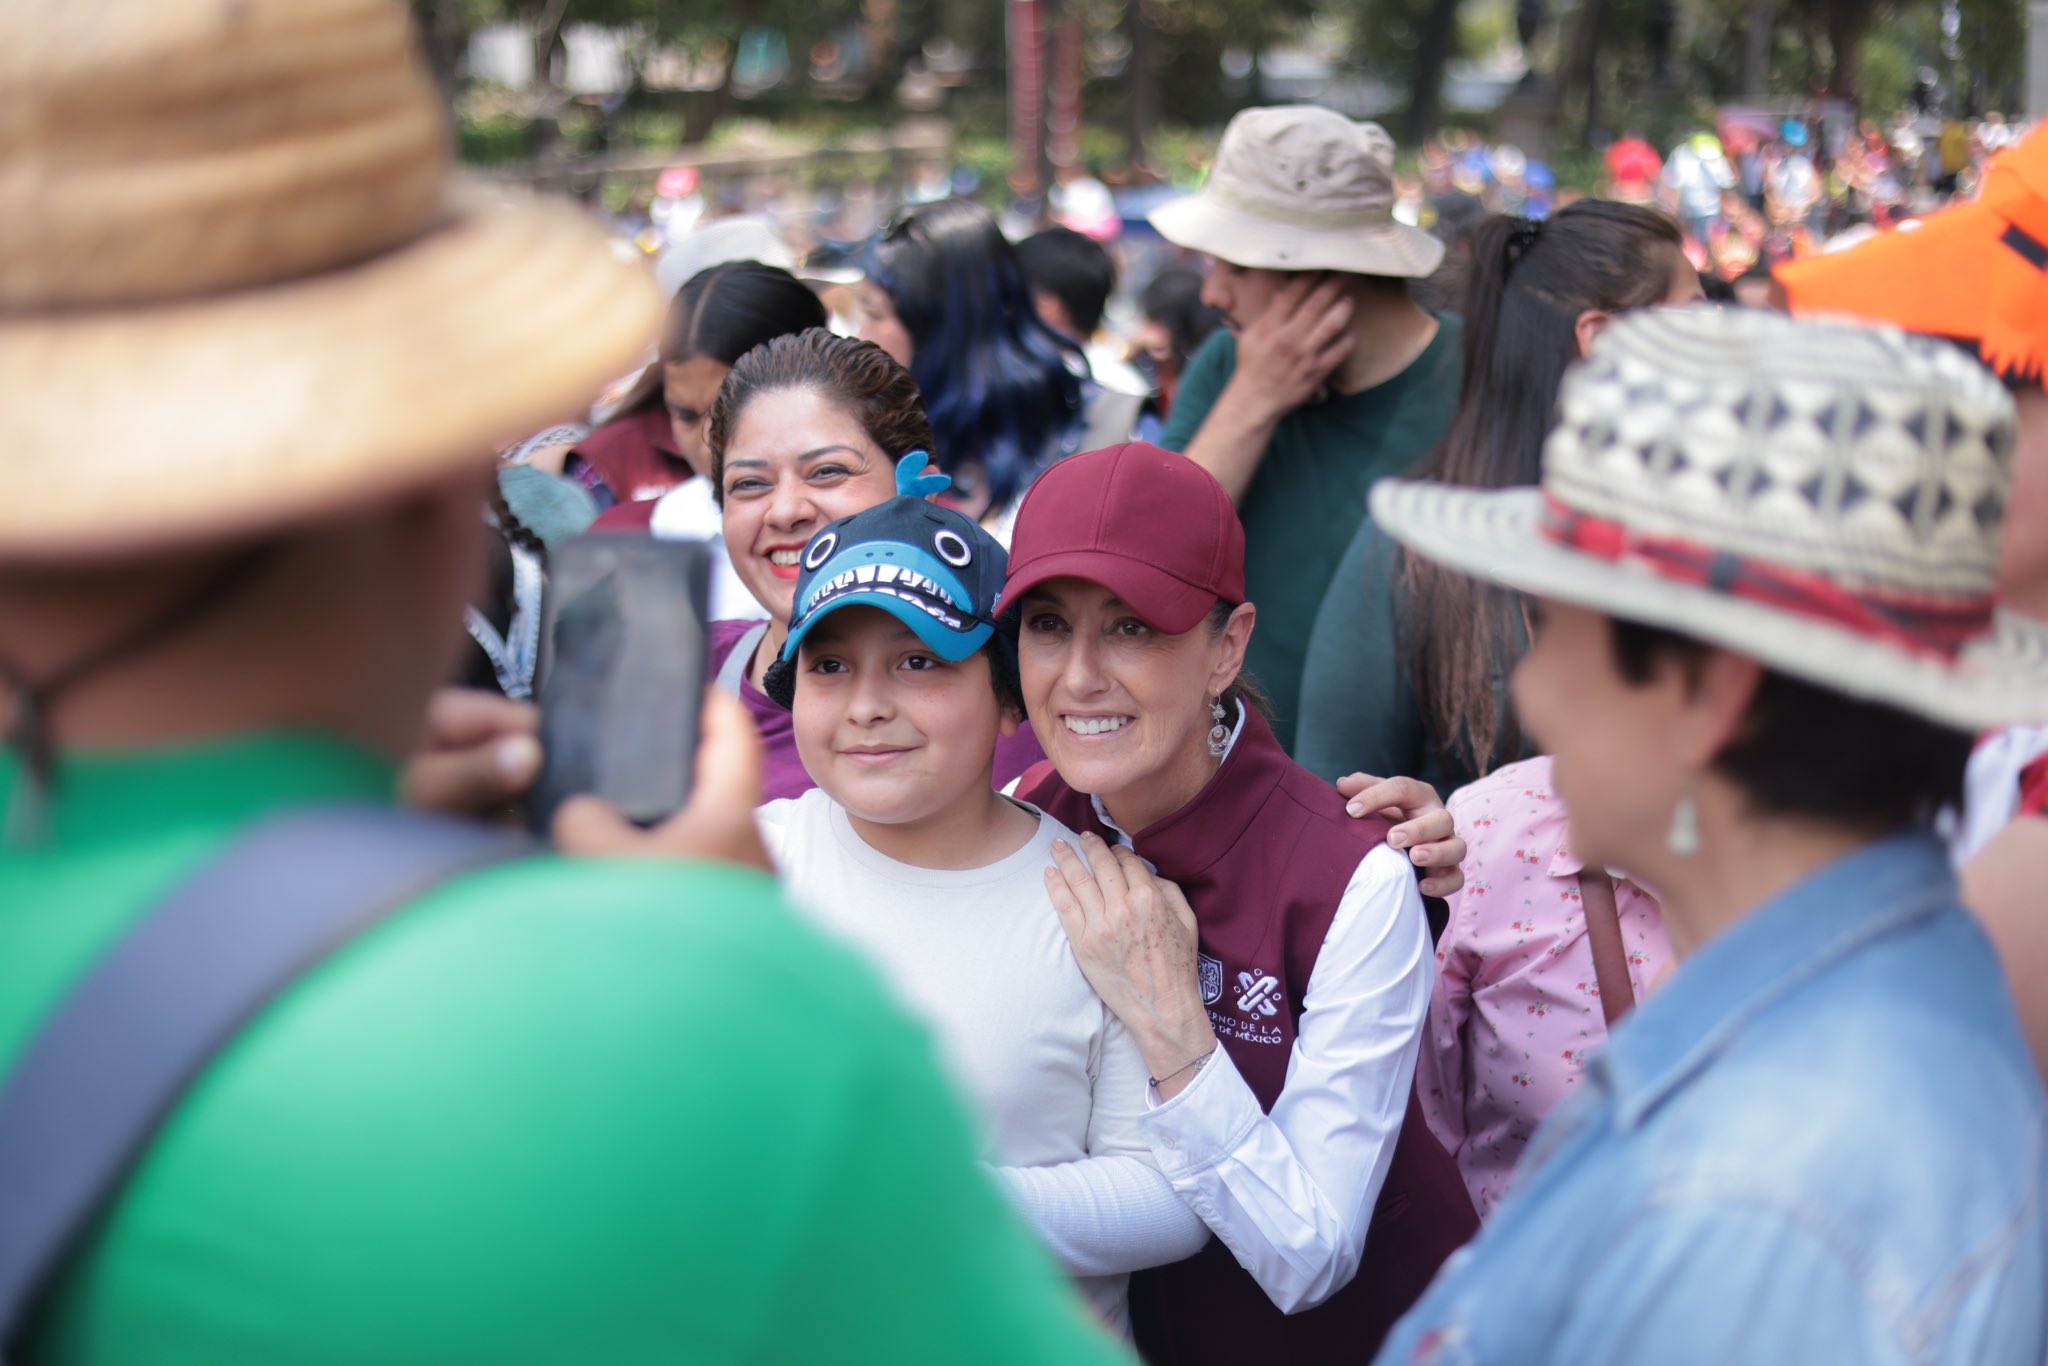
[{"xmin": 1369, "ymin": 307, "xmax": 2048, "ymax": 1363}]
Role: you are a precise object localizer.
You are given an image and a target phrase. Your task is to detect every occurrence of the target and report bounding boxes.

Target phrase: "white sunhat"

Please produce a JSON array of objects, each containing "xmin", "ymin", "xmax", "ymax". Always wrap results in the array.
[
  {"xmin": 1148, "ymin": 105, "xmax": 1444, "ymax": 279},
  {"xmin": 1370, "ymin": 307, "xmax": 2048, "ymax": 731}
]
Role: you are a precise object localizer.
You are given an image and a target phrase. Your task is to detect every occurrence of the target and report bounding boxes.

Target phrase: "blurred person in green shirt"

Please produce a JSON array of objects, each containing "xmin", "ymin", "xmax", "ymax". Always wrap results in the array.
[{"xmin": 0, "ymin": 3, "xmax": 1127, "ymax": 1363}]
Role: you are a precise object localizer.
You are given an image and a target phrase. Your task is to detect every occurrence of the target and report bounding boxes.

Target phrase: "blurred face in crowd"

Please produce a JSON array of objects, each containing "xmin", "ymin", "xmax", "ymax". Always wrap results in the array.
[
  {"xmin": 853, "ymin": 282, "xmax": 914, "ymax": 366},
  {"xmin": 718, "ymin": 387, "xmax": 899, "ymax": 624},
  {"xmin": 1017, "ymin": 578, "xmax": 1254, "ymax": 831},
  {"xmin": 1198, "ymin": 258, "xmax": 1287, "ymax": 334},
  {"xmin": 793, "ymin": 607, "xmax": 1014, "ymax": 833},
  {"xmin": 1510, "ymin": 598, "xmax": 1701, "ymax": 875},
  {"xmin": 663, "ymin": 354, "xmax": 729, "ymax": 479}
]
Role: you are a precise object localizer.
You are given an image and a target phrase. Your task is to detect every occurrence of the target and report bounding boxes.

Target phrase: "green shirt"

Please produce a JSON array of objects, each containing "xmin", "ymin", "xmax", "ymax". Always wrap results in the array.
[
  {"xmin": 1296, "ymin": 519, "xmax": 1532, "ymax": 799},
  {"xmin": 1160, "ymin": 314, "xmax": 1463, "ymax": 753},
  {"xmin": 1, "ymin": 734, "xmax": 1126, "ymax": 1365},
  {"xmin": 1292, "ymin": 519, "xmax": 1441, "ymax": 792}
]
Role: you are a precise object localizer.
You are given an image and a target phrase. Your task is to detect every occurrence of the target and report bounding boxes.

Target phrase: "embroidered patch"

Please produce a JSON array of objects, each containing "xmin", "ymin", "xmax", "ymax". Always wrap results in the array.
[
  {"xmin": 1198, "ymin": 953, "xmax": 1224, "ymax": 1005},
  {"xmin": 1236, "ymin": 970, "xmax": 1283, "ymax": 1018}
]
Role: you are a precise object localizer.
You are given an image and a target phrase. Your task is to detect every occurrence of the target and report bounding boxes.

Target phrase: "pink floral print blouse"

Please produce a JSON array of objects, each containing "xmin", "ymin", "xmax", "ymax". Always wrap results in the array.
[{"xmin": 1415, "ymin": 755, "xmax": 1674, "ymax": 1217}]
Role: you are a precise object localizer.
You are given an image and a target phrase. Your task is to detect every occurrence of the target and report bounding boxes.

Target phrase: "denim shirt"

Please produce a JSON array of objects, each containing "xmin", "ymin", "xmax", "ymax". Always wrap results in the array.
[{"xmin": 1376, "ymin": 833, "xmax": 2047, "ymax": 1366}]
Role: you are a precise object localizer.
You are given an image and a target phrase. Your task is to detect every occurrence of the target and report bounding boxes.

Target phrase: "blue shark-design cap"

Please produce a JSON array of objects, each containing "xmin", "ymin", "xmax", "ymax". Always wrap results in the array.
[{"xmin": 778, "ymin": 452, "xmax": 1009, "ymax": 666}]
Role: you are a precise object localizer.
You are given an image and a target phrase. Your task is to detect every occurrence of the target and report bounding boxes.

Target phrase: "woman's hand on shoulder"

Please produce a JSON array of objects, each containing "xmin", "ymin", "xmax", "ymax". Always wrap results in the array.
[
  {"xmin": 1335, "ymin": 772, "xmax": 1466, "ymax": 899},
  {"xmin": 1045, "ymin": 833, "xmax": 1216, "ymax": 1090}
]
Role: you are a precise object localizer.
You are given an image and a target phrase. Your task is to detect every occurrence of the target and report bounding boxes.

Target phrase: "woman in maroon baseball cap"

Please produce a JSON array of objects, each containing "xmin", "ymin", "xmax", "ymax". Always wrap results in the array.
[{"xmin": 998, "ymin": 441, "xmax": 1479, "ymax": 1363}]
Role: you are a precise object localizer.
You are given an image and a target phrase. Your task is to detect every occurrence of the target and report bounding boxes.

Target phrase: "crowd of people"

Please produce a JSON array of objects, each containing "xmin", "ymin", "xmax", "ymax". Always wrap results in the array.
[{"xmin": 3, "ymin": 1, "xmax": 2046, "ymax": 1363}]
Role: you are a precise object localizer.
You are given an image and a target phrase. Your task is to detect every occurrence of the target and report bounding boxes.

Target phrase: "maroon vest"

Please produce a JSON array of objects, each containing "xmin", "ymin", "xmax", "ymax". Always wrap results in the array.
[{"xmin": 1020, "ymin": 707, "xmax": 1477, "ymax": 1363}]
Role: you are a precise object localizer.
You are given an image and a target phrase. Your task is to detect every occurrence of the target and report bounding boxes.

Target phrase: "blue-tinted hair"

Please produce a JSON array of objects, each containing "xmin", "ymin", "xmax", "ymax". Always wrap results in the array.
[{"xmin": 864, "ymin": 199, "xmax": 1085, "ymax": 508}]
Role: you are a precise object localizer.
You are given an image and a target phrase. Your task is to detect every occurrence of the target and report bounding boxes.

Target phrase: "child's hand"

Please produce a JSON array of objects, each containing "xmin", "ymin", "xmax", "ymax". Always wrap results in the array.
[
  {"xmin": 1336, "ymin": 772, "xmax": 1465, "ymax": 898},
  {"xmin": 553, "ymin": 691, "xmax": 772, "ymax": 873}
]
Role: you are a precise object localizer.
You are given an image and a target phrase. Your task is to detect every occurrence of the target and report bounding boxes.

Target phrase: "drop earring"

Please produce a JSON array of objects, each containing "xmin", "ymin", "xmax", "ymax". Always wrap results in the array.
[
  {"xmin": 1666, "ymin": 785, "xmax": 1701, "ymax": 857},
  {"xmin": 1207, "ymin": 698, "xmax": 1231, "ymax": 758}
]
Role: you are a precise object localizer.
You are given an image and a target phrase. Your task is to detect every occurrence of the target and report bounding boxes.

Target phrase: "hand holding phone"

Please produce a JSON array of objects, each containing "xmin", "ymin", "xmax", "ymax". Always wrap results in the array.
[
  {"xmin": 551, "ymin": 690, "xmax": 772, "ymax": 872},
  {"xmin": 530, "ymin": 535, "xmax": 712, "ymax": 833}
]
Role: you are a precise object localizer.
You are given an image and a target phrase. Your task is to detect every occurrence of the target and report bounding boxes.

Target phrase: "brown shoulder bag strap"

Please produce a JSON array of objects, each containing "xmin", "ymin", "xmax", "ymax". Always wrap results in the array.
[{"xmin": 1578, "ymin": 871, "xmax": 1636, "ymax": 1029}]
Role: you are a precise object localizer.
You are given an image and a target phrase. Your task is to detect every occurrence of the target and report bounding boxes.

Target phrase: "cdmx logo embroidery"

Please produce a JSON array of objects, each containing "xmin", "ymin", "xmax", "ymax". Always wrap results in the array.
[
  {"xmin": 1236, "ymin": 970, "xmax": 1283, "ymax": 1018},
  {"xmin": 1198, "ymin": 953, "xmax": 1224, "ymax": 1005}
]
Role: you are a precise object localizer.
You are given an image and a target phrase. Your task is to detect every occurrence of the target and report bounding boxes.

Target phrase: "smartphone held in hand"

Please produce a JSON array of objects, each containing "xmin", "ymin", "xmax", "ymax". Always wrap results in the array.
[{"xmin": 530, "ymin": 535, "xmax": 712, "ymax": 832}]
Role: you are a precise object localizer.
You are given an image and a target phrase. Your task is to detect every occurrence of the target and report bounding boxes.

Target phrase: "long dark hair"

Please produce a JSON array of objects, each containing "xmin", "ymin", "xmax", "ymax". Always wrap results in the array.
[
  {"xmin": 706, "ymin": 328, "xmax": 936, "ymax": 504},
  {"xmin": 864, "ymin": 199, "xmax": 1085, "ymax": 509},
  {"xmin": 1401, "ymin": 200, "xmax": 1685, "ymax": 778},
  {"xmin": 660, "ymin": 260, "xmax": 826, "ymax": 367}
]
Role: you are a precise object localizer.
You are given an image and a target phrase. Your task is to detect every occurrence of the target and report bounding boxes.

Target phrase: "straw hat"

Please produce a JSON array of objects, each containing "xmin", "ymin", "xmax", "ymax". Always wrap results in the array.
[
  {"xmin": 1148, "ymin": 106, "xmax": 1444, "ymax": 279},
  {"xmin": 1775, "ymin": 123, "xmax": 2048, "ymax": 386},
  {"xmin": 0, "ymin": 0, "xmax": 660, "ymax": 562},
  {"xmin": 1371, "ymin": 308, "xmax": 2048, "ymax": 731}
]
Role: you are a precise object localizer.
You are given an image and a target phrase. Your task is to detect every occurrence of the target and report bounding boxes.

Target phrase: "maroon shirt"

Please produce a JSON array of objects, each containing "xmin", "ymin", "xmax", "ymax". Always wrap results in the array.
[
  {"xmin": 570, "ymin": 401, "xmax": 688, "ymax": 507},
  {"xmin": 1019, "ymin": 705, "xmax": 1477, "ymax": 1363},
  {"xmin": 708, "ymin": 619, "xmax": 1047, "ymax": 804}
]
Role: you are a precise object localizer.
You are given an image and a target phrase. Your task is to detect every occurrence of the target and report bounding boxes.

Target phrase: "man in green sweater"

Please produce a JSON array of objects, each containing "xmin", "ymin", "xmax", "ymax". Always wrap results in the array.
[
  {"xmin": 1153, "ymin": 106, "xmax": 1464, "ymax": 753},
  {"xmin": 0, "ymin": 4, "xmax": 1125, "ymax": 1363}
]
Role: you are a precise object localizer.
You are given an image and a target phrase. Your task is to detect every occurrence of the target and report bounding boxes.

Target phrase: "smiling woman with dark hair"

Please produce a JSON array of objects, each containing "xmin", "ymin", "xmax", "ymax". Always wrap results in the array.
[
  {"xmin": 703, "ymin": 328, "xmax": 1047, "ymax": 801},
  {"xmin": 997, "ymin": 441, "xmax": 1479, "ymax": 1365}
]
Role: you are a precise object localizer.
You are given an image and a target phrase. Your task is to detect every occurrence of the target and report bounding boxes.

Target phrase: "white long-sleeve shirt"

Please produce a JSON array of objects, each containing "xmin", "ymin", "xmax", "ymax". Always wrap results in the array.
[
  {"xmin": 758, "ymin": 790, "xmax": 1209, "ymax": 1331},
  {"xmin": 1045, "ymin": 706, "xmax": 1432, "ymax": 1314}
]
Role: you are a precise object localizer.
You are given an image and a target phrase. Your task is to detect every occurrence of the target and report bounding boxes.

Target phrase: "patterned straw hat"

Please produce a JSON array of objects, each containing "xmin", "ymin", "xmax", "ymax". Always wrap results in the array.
[
  {"xmin": 1147, "ymin": 106, "xmax": 1444, "ymax": 279},
  {"xmin": 0, "ymin": 0, "xmax": 659, "ymax": 562},
  {"xmin": 1371, "ymin": 307, "xmax": 2048, "ymax": 730}
]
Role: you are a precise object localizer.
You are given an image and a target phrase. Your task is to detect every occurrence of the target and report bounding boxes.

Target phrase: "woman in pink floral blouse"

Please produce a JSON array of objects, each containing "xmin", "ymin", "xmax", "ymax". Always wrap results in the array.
[{"xmin": 1415, "ymin": 754, "xmax": 1674, "ymax": 1215}]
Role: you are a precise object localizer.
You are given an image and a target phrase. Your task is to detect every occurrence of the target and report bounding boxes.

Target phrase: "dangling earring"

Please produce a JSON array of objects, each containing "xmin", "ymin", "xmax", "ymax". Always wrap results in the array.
[
  {"xmin": 1666, "ymin": 784, "xmax": 1701, "ymax": 857},
  {"xmin": 1207, "ymin": 697, "xmax": 1231, "ymax": 758}
]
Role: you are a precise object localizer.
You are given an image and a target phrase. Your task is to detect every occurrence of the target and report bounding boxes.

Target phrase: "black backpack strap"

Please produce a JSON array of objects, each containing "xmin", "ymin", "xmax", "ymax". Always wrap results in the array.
[{"xmin": 0, "ymin": 804, "xmax": 531, "ymax": 1360}]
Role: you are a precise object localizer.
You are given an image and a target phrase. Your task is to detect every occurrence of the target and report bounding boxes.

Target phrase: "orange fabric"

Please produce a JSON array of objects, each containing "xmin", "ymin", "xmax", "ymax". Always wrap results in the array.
[{"xmin": 1777, "ymin": 126, "xmax": 2048, "ymax": 385}]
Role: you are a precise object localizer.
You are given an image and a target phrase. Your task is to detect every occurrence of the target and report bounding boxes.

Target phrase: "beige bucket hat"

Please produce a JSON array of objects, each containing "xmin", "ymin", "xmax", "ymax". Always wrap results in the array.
[
  {"xmin": 1371, "ymin": 307, "xmax": 2048, "ymax": 731},
  {"xmin": 1148, "ymin": 105, "xmax": 1445, "ymax": 279},
  {"xmin": 0, "ymin": 0, "xmax": 660, "ymax": 563}
]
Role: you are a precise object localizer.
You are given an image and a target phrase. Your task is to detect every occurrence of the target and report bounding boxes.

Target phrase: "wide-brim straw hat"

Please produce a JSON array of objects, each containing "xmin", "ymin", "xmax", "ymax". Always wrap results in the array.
[
  {"xmin": 1148, "ymin": 106, "xmax": 1444, "ymax": 279},
  {"xmin": 1774, "ymin": 123, "xmax": 2048, "ymax": 386},
  {"xmin": 1371, "ymin": 308, "xmax": 2048, "ymax": 732},
  {"xmin": 0, "ymin": 0, "xmax": 660, "ymax": 563}
]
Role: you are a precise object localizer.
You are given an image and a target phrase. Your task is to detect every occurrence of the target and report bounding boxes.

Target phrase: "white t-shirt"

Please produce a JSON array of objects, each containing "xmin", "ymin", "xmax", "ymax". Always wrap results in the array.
[
  {"xmin": 646, "ymin": 477, "xmax": 755, "ymax": 623},
  {"xmin": 756, "ymin": 789, "xmax": 1207, "ymax": 1331}
]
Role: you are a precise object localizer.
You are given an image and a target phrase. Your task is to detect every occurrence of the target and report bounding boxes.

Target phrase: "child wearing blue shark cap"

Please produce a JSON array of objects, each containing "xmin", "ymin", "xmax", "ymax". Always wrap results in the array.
[
  {"xmin": 755, "ymin": 453, "xmax": 1210, "ymax": 1337},
  {"xmin": 762, "ymin": 451, "xmax": 1014, "ymax": 706}
]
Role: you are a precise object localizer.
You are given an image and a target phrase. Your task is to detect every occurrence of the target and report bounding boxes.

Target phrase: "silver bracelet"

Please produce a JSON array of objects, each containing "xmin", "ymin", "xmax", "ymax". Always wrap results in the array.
[{"xmin": 1149, "ymin": 1047, "xmax": 1217, "ymax": 1091}]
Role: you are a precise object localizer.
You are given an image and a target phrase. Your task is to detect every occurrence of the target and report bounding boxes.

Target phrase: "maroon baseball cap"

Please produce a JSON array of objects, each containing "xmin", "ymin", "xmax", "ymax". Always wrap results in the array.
[{"xmin": 995, "ymin": 442, "xmax": 1246, "ymax": 634}]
